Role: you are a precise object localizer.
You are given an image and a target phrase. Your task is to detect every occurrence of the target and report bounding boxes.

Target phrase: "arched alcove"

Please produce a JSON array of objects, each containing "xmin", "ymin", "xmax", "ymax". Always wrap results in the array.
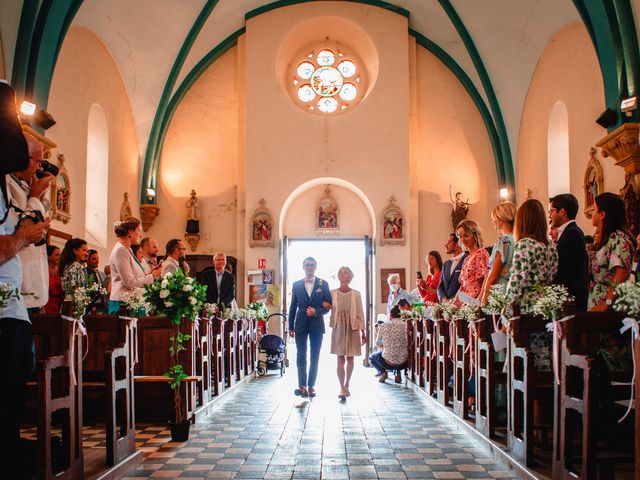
[
  {"xmin": 86, "ymin": 103, "xmax": 109, "ymax": 247},
  {"xmin": 547, "ymin": 101, "xmax": 570, "ymax": 197}
]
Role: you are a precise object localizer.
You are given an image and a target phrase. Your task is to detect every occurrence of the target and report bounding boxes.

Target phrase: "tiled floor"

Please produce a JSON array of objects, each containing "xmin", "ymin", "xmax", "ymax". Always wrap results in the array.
[{"xmin": 123, "ymin": 345, "xmax": 521, "ymax": 479}]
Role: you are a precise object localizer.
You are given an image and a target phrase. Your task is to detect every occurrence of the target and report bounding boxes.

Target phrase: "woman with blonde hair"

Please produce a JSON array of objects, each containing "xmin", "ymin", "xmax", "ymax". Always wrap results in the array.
[
  {"xmin": 455, "ymin": 219, "xmax": 489, "ymax": 303},
  {"xmin": 481, "ymin": 201, "xmax": 516, "ymax": 304},
  {"xmin": 108, "ymin": 217, "xmax": 161, "ymax": 314},
  {"xmin": 328, "ymin": 266, "xmax": 366, "ymax": 401}
]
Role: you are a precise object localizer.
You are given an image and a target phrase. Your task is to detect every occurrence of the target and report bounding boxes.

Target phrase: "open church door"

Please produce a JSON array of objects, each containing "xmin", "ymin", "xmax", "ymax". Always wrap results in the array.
[
  {"xmin": 364, "ymin": 235, "xmax": 374, "ymax": 366},
  {"xmin": 281, "ymin": 235, "xmax": 290, "ymax": 366}
]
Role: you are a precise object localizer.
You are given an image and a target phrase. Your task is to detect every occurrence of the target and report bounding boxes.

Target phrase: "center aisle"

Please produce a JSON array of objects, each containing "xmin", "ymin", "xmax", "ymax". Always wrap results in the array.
[{"xmin": 125, "ymin": 343, "xmax": 520, "ymax": 479}]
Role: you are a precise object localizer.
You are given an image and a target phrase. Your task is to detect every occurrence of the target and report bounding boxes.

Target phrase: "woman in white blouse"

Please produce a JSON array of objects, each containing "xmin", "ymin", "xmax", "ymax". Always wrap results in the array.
[{"xmin": 108, "ymin": 217, "xmax": 161, "ymax": 314}]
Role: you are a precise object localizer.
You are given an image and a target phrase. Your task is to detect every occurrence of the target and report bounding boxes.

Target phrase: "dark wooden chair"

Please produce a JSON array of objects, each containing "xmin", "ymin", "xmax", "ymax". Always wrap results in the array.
[
  {"xmin": 436, "ymin": 316, "xmax": 451, "ymax": 406},
  {"xmin": 424, "ymin": 317, "xmax": 438, "ymax": 396},
  {"xmin": 453, "ymin": 318, "xmax": 470, "ymax": 419},
  {"xmin": 211, "ymin": 317, "xmax": 225, "ymax": 396}
]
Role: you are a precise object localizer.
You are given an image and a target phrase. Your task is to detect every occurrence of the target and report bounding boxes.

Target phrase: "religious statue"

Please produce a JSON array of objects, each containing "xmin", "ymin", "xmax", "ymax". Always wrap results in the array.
[
  {"xmin": 620, "ymin": 172, "xmax": 640, "ymax": 236},
  {"xmin": 120, "ymin": 192, "xmax": 132, "ymax": 221},
  {"xmin": 185, "ymin": 189, "xmax": 200, "ymax": 234},
  {"xmin": 449, "ymin": 185, "xmax": 470, "ymax": 229}
]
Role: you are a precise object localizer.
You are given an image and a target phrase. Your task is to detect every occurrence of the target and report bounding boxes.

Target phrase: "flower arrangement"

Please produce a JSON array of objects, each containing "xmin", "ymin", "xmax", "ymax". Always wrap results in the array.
[
  {"xmin": 412, "ymin": 303, "xmax": 425, "ymax": 318},
  {"xmin": 143, "ymin": 269, "xmax": 207, "ymax": 430},
  {"xmin": 399, "ymin": 309, "xmax": 415, "ymax": 321},
  {"xmin": 71, "ymin": 281, "xmax": 108, "ymax": 318},
  {"xmin": 222, "ymin": 307, "xmax": 248, "ymax": 321},
  {"xmin": 440, "ymin": 299, "xmax": 459, "ymax": 321},
  {"xmin": 202, "ymin": 303, "xmax": 218, "ymax": 318},
  {"xmin": 121, "ymin": 287, "xmax": 149, "ymax": 316},
  {"xmin": 482, "ymin": 284, "xmax": 508, "ymax": 315},
  {"xmin": 425, "ymin": 301, "xmax": 443, "ymax": 319},
  {"xmin": 0, "ymin": 282, "xmax": 18, "ymax": 309},
  {"xmin": 529, "ymin": 285, "xmax": 573, "ymax": 321},
  {"xmin": 246, "ymin": 301, "xmax": 269, "ymax": 321},
  {"xmin": 457, "ymin": 303, "xmax": 481, "ymax": 323},
  {"xmin": 614, "ymin": 281, "xmax": 640, "ymax": 319}
]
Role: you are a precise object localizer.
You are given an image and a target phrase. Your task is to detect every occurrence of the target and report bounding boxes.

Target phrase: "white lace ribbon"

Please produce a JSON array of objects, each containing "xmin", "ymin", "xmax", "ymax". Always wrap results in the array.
[
  {"xmin": 61, "ymin": 315, "xmax": 87, "ymax": 385},
  {"xmin": 545, "ymin": 315, "xmax": 575, "ymax": 385},
  {"xmin": 618, "ymin": 317, "xmax": 638, "ymax": 423}
]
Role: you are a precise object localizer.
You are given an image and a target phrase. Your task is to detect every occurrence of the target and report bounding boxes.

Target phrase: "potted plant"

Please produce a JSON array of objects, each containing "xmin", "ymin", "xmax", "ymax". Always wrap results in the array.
[{"xmin": 143, "ymin": 269, "xmax": 207, "ymax": 441}]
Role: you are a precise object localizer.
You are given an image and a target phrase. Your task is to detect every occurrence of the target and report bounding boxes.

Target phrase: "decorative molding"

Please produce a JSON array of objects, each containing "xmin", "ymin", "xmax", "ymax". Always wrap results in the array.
[
  {"xmin": 139, "ymin": 204, "xmax": 160, "ymax": 232},
  {"xmin": 583, "ymin": 147, "xmax": 604, "ymax": 219},
  {"xmin": 596, "ymin": 122, "xmax": 640, "ymax": 175},
  {"xmin": 249, "ymin": 198, "xmax": 275, "ymax": 248},
  {"xmin": 184, "ymin": 233, "xmax": 200, "ymax": 252},
  {"xmin": 380, "ymin": 197, "xmax": 405, "ymax": 246}
]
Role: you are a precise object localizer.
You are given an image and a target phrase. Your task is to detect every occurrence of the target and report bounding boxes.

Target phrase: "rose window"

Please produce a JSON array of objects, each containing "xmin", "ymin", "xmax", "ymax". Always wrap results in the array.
[{"xmin": 291, "ymin": 48, "xmax": 364, "ymax": 114}]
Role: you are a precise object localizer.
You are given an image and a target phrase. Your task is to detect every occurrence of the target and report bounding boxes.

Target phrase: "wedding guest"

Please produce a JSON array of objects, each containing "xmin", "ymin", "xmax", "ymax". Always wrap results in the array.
[
  {"xmin": 438, "ymin": 233, "xmax": 468, "ymax": 301},
  {"xmin": 60, "ymin": 238, "xmax": 89, "ymax": 300},
  {"xmin": 369, "ymin": 305, "xmax": 407, "ymax": 384},
  {"xmin": 86, "ymin": 249, "xmax": 108, "ymax": 312},
  {"xmin": 417, "ymin": 251, "xmax": 442, "ymax": 303},
  {"xmin": 386, "ymin": 273, "xmax": 417, "ymax": 314},
  {"xmin": 588, "ymin": 193, "xmax": 636, "ymax": 311},
  {"xmin": 42, "ymin": 245, "xmax": 64, "ymax": 314},
  {"xmin": 203, "ymin": 253, "xmax": 236, "ymax": 309},
  {"xmin": 328, "ymin": 267, "xmax": 366, "ymax": 401},
  {"xmin": 161, "ymin": 239, "xmax": 189, "ymax": 277},
  {"xmin": 108, "ymin": 217, "xmax": 161, "ymax": 314},
  {"xmin": 549, "ymin": 194, "xmax": 589, "ymax": 311},
  {"xmin": 456, "ymin": 220, "xmax": 489, "ymax": 303},
  {"xmin": 507, "ymin": 199, "xmax": 558, "ymax": 304},
  {"xmin": 140, "ymin": 237, "xmax": 158, "ymax": 274},
  {"xmin": 481, "ymin": 202, "xmax": 516, "ymax": 304},
  {"xmin": 131, "ymin": 244, "xmax": 144, "ymax": 264}
]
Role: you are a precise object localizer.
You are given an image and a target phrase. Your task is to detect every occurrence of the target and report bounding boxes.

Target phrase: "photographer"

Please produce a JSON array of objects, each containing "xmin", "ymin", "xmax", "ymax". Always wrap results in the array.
[
  {"xmin": 8, "ymin": 132, "xmax": 54, "ymax": 314},
  {"xmin": 0, "ymin": 80, "xmax": 50, "ymax": 476}
]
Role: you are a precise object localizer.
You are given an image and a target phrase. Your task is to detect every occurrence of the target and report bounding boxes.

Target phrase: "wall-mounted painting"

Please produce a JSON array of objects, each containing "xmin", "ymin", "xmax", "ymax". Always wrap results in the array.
[
  {"xmin": 380, "ymin": 196, "xmax": 405, "ymax": 246},
  {"xmin": 250, "ymin": 198, "xmax": 275, "ymax": 248},
  {"xmin": 583, "ymin": 147, "xmax": 604, "ymax": 219},
  {"xmin": 316, "ymin": 186, "xmax": 339, "ymax": 235}
]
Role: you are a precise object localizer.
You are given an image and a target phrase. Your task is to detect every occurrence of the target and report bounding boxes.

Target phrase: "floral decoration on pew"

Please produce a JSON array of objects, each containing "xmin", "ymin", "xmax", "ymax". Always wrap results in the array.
[
  {"xmin": 202, "ymin": 303, "xmax": 218, "ymax": 318},
  {"xmin": 72, "ymin": 280, "xmax": 108, "ymax": 319},
  {"xmin": 482, "ymin": 284, "xmax": 508, "ymax": 315},
  {"xmin": 457, "ymin": 303, "xmax": 481, "ymax": 323},
  {"xmin": 143, "ymin": 269, "xmax": 207, "ymax": 434},
  {"xmin": 121, "ymin": 287, "xmax": 149, "ymax": 316},
  {"xmin": 425, "ymin": 301, "xmax": 443, "ymax": 319},
  {"xmin": 246, "ymin": 301, "xmax": 269, "ymax": 321},
  {"xmin": 614, "ymin": 281, "xmax": 640, "ymax": 320},
  {"xmin": 0, "ymin": 282, "xmax": 19, "ymax": 309},
  {"xmin": 527, "ymin": 284, "xmax": 573, "ymax": 322},
  {"xmin": 440, "ymin": 299, "xmax": 460, "ymax": 321},
  {"xmin": 223, "ymin": 307, "xmax": 252, "ymax": 321}
]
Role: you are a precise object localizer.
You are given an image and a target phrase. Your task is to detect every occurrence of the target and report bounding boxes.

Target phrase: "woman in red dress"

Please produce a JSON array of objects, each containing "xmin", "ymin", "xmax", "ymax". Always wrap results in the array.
[
  {"xmin": 42, "ymin": 245, "xmax": 64, "ymax": 314},
  {"xmin": 417, "ymin": 251, "xmax": 442, "ymax": 303}
]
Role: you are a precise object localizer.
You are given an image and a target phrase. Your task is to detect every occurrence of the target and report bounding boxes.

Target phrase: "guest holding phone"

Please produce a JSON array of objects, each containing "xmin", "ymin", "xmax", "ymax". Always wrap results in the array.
[{"xmin": 417, "ymin": 251, "xmax": 442, "ymax": 303}]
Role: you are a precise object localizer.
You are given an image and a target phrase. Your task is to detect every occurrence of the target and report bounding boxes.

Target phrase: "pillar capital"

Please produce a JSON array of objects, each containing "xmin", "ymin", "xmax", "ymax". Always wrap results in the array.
[{"xmin": 596, "ymin": 122, "xmax": 640, "ymax": 175}]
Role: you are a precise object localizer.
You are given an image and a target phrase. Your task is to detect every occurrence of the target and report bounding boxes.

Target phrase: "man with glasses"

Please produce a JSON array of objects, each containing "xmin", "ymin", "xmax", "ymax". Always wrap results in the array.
[
  {"xmin": 161, "ymin": 239, "xmax": 189, "ymax": 277},
  {"xmin": 7, "ymin": 133, "xmax": 54, "ymax": 314}
]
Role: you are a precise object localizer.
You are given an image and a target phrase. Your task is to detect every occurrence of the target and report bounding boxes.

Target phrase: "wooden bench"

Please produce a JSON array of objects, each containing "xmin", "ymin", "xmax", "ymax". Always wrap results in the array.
[
  {"xmin": 133, "ymin": 316, "xmax": 199, "ymax": 423},
  {"xmin": 424, "ymin": 317, "xmax": 438, "ymax": 396},
  {"xmin": 410, "ymin": 319, "xmax": 425, "ymax": 387},
  {"xmin": 553, "ymin": 312, "xmax": 635, "ymax": 480},
  {"xmin": 30, "ymin": 314, "xmax": 84, "ymax": 480},
  {"xmin": 236, "ymin": 319, "xmax": 246, "ymax": 382},
  {"xmin": 211, "ymin": 317, "xmax": 225, "ymax": 396},
  {"xmin": 224, "ymin": 319, "xmax": 237, "ymax": 388},
  {"xmin": 195, "ymin": 316, "xmax": 212, "ymax": 407},
  {"xmin": 245, "ymin": 318, "xmax": 257, "ymax": 376},
  {"xmin": 453, "ymin": 318, "xmax": 470, "ymax": 419},
  {"xmin": 436, "ymin": 316, "xmax": 451, "ymax": 406}
]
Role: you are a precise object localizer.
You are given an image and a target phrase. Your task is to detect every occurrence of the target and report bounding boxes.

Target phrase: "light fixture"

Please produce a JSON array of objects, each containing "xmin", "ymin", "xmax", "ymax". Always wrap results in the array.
[
  {"xmin": 499, "ymin": 188, "xmax": 509, "ymax": 200},
  {"xmin": 596, "ymin": 108, "xmax": 617, "ymax": 128},
  {"xmin": 20, "ymin": 100, "xmax": 36, "ymax": 116},
  {"xmin": 34, "ymin": 109, "xmax": 56, "ymax": 130},
  {"xmin": 621, "ymin": 96, "xmax": 637, "ymax": 117},
  {"xmin": 146, "ymin": 187, "xmax": 156, "ymax": 198}
]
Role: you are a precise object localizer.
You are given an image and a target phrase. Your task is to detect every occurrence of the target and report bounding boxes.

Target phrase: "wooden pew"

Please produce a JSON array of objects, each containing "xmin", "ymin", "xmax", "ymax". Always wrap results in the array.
[
  {"xmin": 453, "ymin": 318, "xmax": 470, "ymax": 419},
  {"xmin": 211, "ymin": 317, "xmax": 225, "ymax": 396},
  {"xmin": 507, "ymin": 313, "xmax": 554, "ymax": 467},
  {"xmin": 245, "ymin": 318, "xmax": 257, "ymax": 376},
  {"xmin": 133, "ymin": 316, "xmax": 199, "ymax": 423},
  {"xmin": 411, "ymin": 319, "xmax": 425, "ymax": 388},
  {"xmin": 224, "ymin": 319, "xmax": 237, "ymax": 388},
  {"xmin": 236, "ymin": 320, "xmax": 246, "ymax": 382},
  {"xmin": 30, "ymin": 314, "xmax": 84, "ymax": 480},
  {"xmin": 436, "ymin": 316, "xmax": 451, "ymax": 406},
  {"xmin": 553, "ymin": 312, "xmax": 635, "ymax": 480},
  {"xmin": 195, "ymin": 316, "xmax": 212, "ymax": 407},
  {"xmin": 636, "ymin": 332, "xmax": 639, "ymax": 480},
  {"xmin": 424, "ymin": 317, "xmax": 438, "ymax": 396},
  {"xmin": 475, "ymin": 314, "xmax": 507, "ymax": 439},
  {"xmin": 82, "ymin": 314, "xmax": 136, "ymax": 466},
  {"xmin": 406, "ymin": 318, "xmax": 415, "ymax": 383}
]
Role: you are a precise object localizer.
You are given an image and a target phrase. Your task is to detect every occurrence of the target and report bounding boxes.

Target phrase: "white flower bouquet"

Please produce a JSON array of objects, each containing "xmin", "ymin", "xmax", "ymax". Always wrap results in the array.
[
  {"xmin": 457, "ymin": 303, "xmax": 481, "ymax": 323},
  {"xmin": 72, "ymin": 281, "xmax": 108, "ymax": 319},
  {"xmin": 614, "ymin": 281, "xmax": 640, "ymax": 319},
  {"xmin": 202, "ymin": 303, "xmax": 218, "ymax": 318},
  {"xmin": 246, "ymin": 301, "xmax": 269, "ymax": 321},
  {"xmin": 440, "ymin": 299, "xmax": 459, "ymax": 321},
  {"xmin": 482, "ymin": 284, "xmax": 508, "ymax": 315},
  {"xmin": 121, "ymin": 287, "xmax": 149, "ymax": 316},
  {"xmin": 529, "ymin": 284, "xmax": 573, "ymax": 321}
]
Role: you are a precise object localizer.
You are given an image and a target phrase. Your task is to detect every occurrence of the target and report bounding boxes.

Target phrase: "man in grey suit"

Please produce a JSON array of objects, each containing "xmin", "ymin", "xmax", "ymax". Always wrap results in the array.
[{"xmin": 288, "ymin": 257, "xmax": 332, "ymax": 398}]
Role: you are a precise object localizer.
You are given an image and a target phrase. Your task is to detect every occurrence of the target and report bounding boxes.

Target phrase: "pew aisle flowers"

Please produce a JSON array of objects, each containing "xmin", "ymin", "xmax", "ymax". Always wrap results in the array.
[
  {"xmin": 425, "ymin": 301, "xmax": 443, "ymax": 319},
  {"xmin": 143, "ymin": 269, "xmax": 207, "ymax": 435},
  {"xmin": 0, "ymin": 282, "xmax": 18, "ymax": 309},
  {"xmin": 440, "ymin": 299, "xmax": 459, "ymax": 321},
  {"xmin": 121, "ymin": 287, "xmax": 149, "ymax": 316},
  {"xmin": 482, "ymin": 284, "xmax": 508, "ymax": 316},
  {"xmin": 72, "ymin": 281, "xmax": 108, "ymax": 319},
  {"xmin": 530, "ymin": 284, "xmax": 573, "ymax": 322},
  {"xmin": 246, "ymin": 301, "xmax": 268, "ymax": 320},
  {"xmin": 202, "ymin": 303, "xmax": 218, "ymax": 318}
]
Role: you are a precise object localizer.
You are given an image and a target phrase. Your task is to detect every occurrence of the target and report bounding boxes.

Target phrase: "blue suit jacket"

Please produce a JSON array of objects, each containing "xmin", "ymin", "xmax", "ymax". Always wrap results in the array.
[
  {"xmin": 437, "ymin": 253, "xmax": 468, "ymax": 301},
  {"xmin": 288, "ymin": 277, "xmax": 332, "ymax": 334}
]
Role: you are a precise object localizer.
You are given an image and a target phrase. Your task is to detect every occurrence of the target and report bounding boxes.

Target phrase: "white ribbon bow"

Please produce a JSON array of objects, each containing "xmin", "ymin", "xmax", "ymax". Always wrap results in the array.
[
  {"xmin": 545, "ymin": 315, "xmax": 574, "ymax": 385},
  {"xmin": 62, "ymin": 315, "xmax": 88, "ymax": 386},
  {"xmin": 618, "ymin": 317, "xmax": 638, "ymax": 423}
]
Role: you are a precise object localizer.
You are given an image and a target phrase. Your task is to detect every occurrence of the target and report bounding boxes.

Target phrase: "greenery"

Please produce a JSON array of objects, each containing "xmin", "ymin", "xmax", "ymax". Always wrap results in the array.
[
  {"xmin": 0, "ymin": 282, "xmax": 18, "ymax": 309},
  {"xmin": 457, "ymin": 303, "xmax": 481, "ymax": 323},
  {"xmin": 614, "ymin": 281, "xmax": 640, "ymax": 319},
  {"xmin": 121, "ymin": 287, "xmax": 149, "ymax": 316},
  {"xmin": 143, "ymin": 269, "xmax": 207, "ymax": 423},
  {"xmin": 246, "ymin": 301, "xmax": 269, "ymax": 320},
  {"xmin": 482, "ymin": 284, "xmax": 508, "ymax": 315},
  {"xmin": 71, "ymin": 276, "xmax": 108, "ymax": 318}
]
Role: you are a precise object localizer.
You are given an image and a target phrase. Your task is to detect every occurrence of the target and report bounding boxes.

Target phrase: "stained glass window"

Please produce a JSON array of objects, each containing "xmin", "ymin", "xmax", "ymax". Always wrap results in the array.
[{"xmin": 291, "ymin": 48, "xmax": 363, "ymax": 115}]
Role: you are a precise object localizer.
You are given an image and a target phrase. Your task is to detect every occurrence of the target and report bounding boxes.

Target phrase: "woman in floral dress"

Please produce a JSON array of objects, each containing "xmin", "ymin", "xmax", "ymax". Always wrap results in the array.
[
  {"xmin": 60, "ymin": 238, "xmax": 89, "ymax": 301},
  {"xmin": 588, "ymin": 192, "xmax": 635, "ymax": 311},
  {"xmin": 456, "ymin": 219, "xmax": 489, "ymax": 304},
  {"xmin": 481, "ymin": 201, "xmax": 516, "ymax": 304}
]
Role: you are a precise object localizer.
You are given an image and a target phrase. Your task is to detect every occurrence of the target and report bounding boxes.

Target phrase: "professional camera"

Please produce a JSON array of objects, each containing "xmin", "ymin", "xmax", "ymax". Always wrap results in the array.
[
  {"xmin": 15, "ymin": 209, "xmax": 47, "ymax": 246},
  {"xmin": 35, "ymin": 159, "xmax": 59, "ymax": 179}
]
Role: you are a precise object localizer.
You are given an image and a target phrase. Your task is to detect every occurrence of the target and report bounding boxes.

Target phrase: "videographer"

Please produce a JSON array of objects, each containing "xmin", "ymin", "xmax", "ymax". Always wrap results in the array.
[
  {"xmin": 0, "ymin": 80, "xmax": 50, "ymax": 476},
  {"xmin": 8, "ymin": 132, "xmax": 54, "ymax": 315}
]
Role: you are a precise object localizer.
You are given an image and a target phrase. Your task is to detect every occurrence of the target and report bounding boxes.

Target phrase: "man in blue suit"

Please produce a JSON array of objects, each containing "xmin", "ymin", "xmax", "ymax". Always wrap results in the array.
[
  {"xmin": 437, "ymin": 233, "xmax": 468, "ymax": 301},
  {"xmin": 288, "ymin": 257, "xmax": 332, "ymax": 398}
]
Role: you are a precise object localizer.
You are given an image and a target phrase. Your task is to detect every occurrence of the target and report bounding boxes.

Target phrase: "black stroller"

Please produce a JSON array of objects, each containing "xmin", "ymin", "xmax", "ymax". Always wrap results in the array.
[{"xmin": 257, "ymin": 334, "xmax": 286, "ymax": 376}]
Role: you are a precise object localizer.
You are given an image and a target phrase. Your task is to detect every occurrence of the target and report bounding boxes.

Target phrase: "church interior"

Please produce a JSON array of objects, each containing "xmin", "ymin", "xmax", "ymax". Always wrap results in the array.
[{"xmin": 1, "ymin": 1, "xmax": 640, "ymax": 479}]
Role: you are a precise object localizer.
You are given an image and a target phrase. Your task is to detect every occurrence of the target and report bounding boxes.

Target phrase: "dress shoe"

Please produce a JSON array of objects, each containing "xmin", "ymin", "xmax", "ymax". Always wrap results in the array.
[
  {"xmin": 308, "ymin": 387, "xmax": 316, "ymax": 397},
  {"xmin": 378, "ymin": 371, "xmax": 388, "ymax": 383},
  {"xmin": 294, "ymin": 387, "xmax": 309, "ymax": 397},
  {"xmin": 394, "ymin": 372, "xmax": 402, "ymax": 383}
]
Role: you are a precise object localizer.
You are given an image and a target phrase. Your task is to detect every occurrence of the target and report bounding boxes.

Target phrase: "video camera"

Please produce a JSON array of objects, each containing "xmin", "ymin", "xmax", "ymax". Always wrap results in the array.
[{"xmin": 35, "ymin": 159, "xmax": 59, "ymax": 178}]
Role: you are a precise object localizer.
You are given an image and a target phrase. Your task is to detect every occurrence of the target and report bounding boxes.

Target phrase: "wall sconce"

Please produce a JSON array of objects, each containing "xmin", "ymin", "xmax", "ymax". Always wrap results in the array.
[
  {"xmin": 499, "ymin": 188, "xmax": 509, "ymax": 200},
  {"xmin": 621, "ymin": 96, "xmax": 637, "ymax": 117},
  {"xmin": 146, "ymin": 187, "xmax": 156, "ymax": 201},
  {"xmin": 20, "ymin": 100, "xmax": 36, "ymax": 116}
]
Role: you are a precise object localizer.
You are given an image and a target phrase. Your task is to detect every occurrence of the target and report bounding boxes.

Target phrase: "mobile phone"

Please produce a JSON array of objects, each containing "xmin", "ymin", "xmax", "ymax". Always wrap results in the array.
[{"xmin": 417, "ymin": 271, "xmax": 423, "ymax": 279}]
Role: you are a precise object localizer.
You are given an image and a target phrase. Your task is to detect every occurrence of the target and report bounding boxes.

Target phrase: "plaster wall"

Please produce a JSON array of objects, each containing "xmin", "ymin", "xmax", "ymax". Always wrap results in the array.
[
  {"xmin": 46, "ymin": 27, "xmax": 140, "ymax": 261},
  {"xmin": 244, "ymin": 3, "xmax": 410, "ymax": 314},
  {"xmin": 517, "ymin": 22, "xmax": 624, "ymax": 233}
]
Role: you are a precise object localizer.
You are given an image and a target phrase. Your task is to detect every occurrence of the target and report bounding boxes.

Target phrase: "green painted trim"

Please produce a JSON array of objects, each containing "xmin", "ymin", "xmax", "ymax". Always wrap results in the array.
[
  {"xmin": 11, "ymin": 0, "xmax": 40, "ymax": 96},
  {"xmin": 245, "ymin": 0, "xmax": 409, "ymax": 21},
  {"xmin": 145, "ymin": 28, "xmax": 244, "ymax": 197},
  {"xmin": 409, "ymin": 29, "xmax": 508, "ymax": 190},
  {"xmin": 437, "ymin": 0, "xmax": 513, "ymax": 188},
  {"xmin": 613, "ymin": 0, "xmax": 640, "ymax": 121},
  {"xmin": 141, "ymin": 0, "xmax": 218, "ymax": 204}
]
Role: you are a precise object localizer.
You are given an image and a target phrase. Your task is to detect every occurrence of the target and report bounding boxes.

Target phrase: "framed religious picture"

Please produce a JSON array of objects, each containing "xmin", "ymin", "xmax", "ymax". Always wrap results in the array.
[
  {"xmin": 50, "ymin": 153, "xmax": 71, "ymax": 224},
  {"xmin": 380, "ymin": 197, "xmax": 405, "ymax": 246},
  {"xmin": 249, "ymin": 198, "xmax": 275, "ymax": 248},
  {"xmin": 380, "ymin": 268, "xmax": 406, "ymax": 304},
  {"xmin": 316, "ymin": 186, "xmax": 339, "ymax": 235},
  {"xmin": 47, "ymin": 228, "xmax": 72, "ymax": 250},
  {"xmin": 583, "ymin": 147, "xmax": 604, "ymax": 219}
]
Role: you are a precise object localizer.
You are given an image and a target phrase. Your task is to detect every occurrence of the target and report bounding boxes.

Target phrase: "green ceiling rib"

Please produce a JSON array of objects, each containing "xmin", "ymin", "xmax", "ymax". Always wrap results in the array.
[
  {"xmin": 612, "ymin": 0, "xmax": 639, "ymax": 107},
  {"xmin": 245, "ymin": 0, "xmax": 409, "ymax": 20},
  {"xmin": 141, "ymin": 0, "xmax": 219, "ymax": 204},
  {"xmin": 11, "ymin": 0, "xmax": 40, "ymax": 95},
  {"xmin": 436, "ymin": 0, "xmax": 513, "ymax": 188},
  {"xmin": 409, "ymin": 29, "xmax": 507, "ymax": 190}
]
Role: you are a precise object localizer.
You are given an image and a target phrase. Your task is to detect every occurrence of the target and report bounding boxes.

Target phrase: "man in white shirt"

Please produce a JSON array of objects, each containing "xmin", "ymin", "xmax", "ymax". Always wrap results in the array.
[
  {"xmin": 161, "ymin": 239, "xmax": 189, "ymax": 277},
  {"xmin": 437, "ymin": 232, "xmax": 468, "ymax": 301},
  {"xmin": 203, "ymin": 253, "xmax": 236, "ymax": 308},
  {"xmin": 7, "ymin": 132, "xmax": 54, "ymax": 314},
  {"xmin": 140, "ymin": 237, "xmax": 158, "ymax": 274}
]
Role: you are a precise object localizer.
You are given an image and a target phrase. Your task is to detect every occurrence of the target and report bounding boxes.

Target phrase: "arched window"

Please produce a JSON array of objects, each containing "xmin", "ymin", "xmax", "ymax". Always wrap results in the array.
[
  {"xmin": 86, "ymin": 103, "xmax": 109, "ymax": 248},
  {"xmin": 547, "ymin": 101, "xmax": 570, "ymax": 197}
]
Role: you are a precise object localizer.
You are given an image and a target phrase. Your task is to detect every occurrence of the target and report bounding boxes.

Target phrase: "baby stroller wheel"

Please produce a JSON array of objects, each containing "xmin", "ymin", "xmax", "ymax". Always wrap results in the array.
[{"xmin": 257, "ymin": 366, "xmax": 266, "ymax": 376}]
